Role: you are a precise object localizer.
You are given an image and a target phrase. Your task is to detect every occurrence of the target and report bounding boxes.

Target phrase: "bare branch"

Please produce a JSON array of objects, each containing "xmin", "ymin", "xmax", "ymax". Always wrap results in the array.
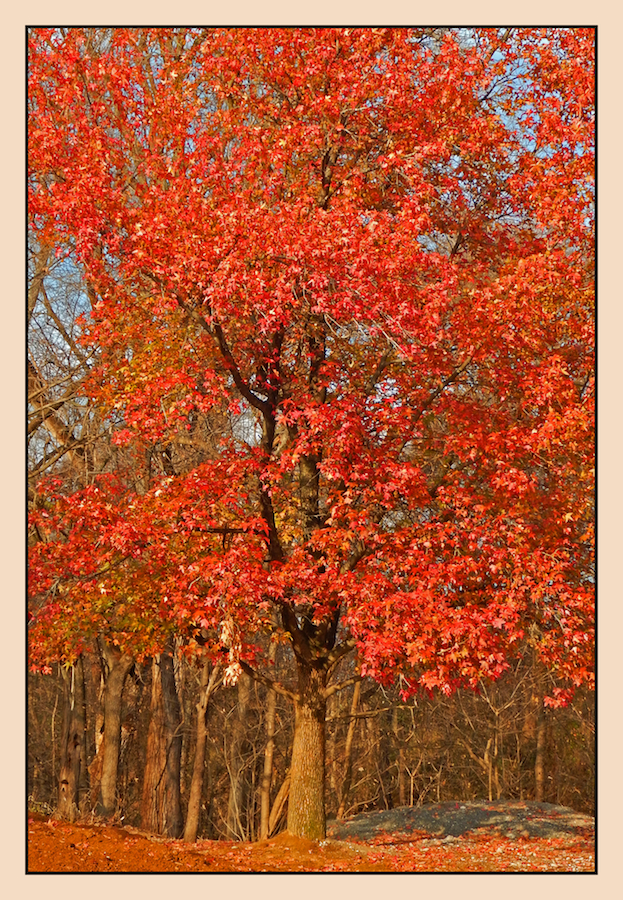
[
  {"xmin": 238, "ymin": 660, "xmax": 298, "ymax": 702},
  {"xmin": 323, "ymin": 673, "xmax": 362, "ymax": 701}
]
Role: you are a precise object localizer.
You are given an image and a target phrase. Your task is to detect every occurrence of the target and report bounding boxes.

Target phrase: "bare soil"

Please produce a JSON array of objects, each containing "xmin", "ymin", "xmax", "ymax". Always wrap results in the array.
[{"xmin": 27, "ymin": 801, "xmax": 595, "ymax": 873}]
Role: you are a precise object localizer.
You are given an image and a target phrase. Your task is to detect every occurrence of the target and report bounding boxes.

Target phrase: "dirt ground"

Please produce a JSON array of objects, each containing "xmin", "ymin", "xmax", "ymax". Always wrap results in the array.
[{"xmin": 27, "ymin": 801, "xmax": 595, "ymax": 873}]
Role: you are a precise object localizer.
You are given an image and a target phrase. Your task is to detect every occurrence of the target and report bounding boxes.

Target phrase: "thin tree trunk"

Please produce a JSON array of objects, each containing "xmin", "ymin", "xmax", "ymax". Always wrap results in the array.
[
  {"xmin": 392, "ymin": 705, "xmax": 407, "ymax": 808},
  {"xmin": 337, "ymin": 679, "xmax": 361, "ymax": 819},
  {"xmin": 226, "ymin": 672, "xmax": 252, "ymax": 840},
  {"xmin": 93, "ymin": 646, "xmax": 134, "ymax": 817},
  {"xmin": 535, "ymin": 705, "xmax": 547, "ymax": 802},
  {"xmin": 547, "ymin": 713, "xmax": 557, "ymax": 802},
  {"xmin": 184, "ymin": 660, "xmax": 221, "ymax": 843},
  {"xmin": 160, "ymin": 650, "xmax": 184, "ymax": 837},
  {"xmin": 287, "ymin": 663, "xmax": 327, "ymax": 839},
  {"xmin": 260, "ymin": 638, "xmax": 278, "ymax": 839},
  {"xmin": 141, "ymin": 650, "xmax": 184, "ymax": 837},
  {"xmin": 268, "ymin": 774, "xmax": 291, "ymax": 836},
  {"xmin": 485, "ymin": 737, "xmax": 494, "ymax": 802},
  {"xmin": 493, "ymin": 716, "xmax": 501, "ymax": 800},
  {"xmin": 57, "ymin": 657, "xmax": 86, "ymax": 821},
  {"xmin": 371, "ymin": 711, "xmax": 393, "ymax": 809},
  {"xmin": 326, "ymin": 692, "xmax": 338, "ymax": 799},
  {"xmin": 141, "ymin": 658, "xmax": 166, "ymax": 832}
]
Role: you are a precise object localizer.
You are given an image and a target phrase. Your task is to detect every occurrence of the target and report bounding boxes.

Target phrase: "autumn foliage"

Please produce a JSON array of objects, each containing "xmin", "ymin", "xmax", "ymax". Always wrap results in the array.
[{"xmin": 28, "ymin": 28, "xmax": 594, "ymax": 838}]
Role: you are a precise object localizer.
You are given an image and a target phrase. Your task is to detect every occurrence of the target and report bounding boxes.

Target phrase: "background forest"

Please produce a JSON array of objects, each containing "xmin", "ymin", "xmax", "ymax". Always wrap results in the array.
[{"xmin": 28, "ymin": 653, "xmax": 594, "ymax": 841}]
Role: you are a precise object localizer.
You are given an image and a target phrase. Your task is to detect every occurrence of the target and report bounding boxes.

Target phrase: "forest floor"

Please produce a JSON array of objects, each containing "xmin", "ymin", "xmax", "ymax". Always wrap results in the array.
[{"xmin": 27, "ymin": 801, "xmax": 595, "ymax": 873}]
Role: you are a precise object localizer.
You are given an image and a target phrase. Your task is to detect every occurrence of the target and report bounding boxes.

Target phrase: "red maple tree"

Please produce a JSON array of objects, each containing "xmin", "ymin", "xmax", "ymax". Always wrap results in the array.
[{"xmin": 28, "ymin": 27, "xmax": 594, "ymax": 838}]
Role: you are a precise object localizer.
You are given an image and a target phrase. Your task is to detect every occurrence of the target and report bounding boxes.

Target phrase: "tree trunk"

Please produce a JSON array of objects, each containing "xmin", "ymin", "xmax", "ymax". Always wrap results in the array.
[
  {"xmin": 392, "ymin": 705, "xmax": 407, "ymax": 808},
  {"xmin": 140, "ymin": 651, "xmax": 184, "ymax": 837},
  {"xmin": 268, "ymin": 774, "xmax": 291, "ymax": 836},
  {"xmin": 90, "ymin": 644, "xmax": 134, "ymax": 818},
  {"xmin": 56, "ymin": 657, "xmax": 87, "ymax": 821},
  {"xmin": 184, "ymin": 660, "xmax": 221, "ymax": 843},
  {"xmin": 160, "ymin": 650, "xmax": 184, "ymax": 837},
  {"xmin": 535, "ymin": 704, "xmax": 547, "ymax": 802},
  {"xmin": 532, "ymin": 656, "xmax": 547, "ymax": 803},
  {"xmin": 259, "ymin": 638, "xmax": 278, "ymax": 840},
  {"xmin": 337, "ymin": 679, "xmax": 360, "ymax": 819},
  {"xmin": 377, "ymin": 708, "xmax": 394, "ymax": 810},
  {"xmin": 287, "ymin": 663, "xmax": 327, "ymax": 840},
  {"xmin": 226, "ymin": 672, "xmax": 252, "ymax": 840},
  {"xmin": 141, "ymin": 658, "xmax": 165, "ymax": 831},
  {"xmin": 326, "ymin": 692, "xmax": 338, "ymax": 800}
]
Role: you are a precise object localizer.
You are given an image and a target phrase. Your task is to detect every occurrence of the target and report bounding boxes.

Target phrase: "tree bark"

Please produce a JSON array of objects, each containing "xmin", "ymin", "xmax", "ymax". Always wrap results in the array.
[
  {"xmin": 392, "ymin": 705, "xmax": 407, "ymax": 807},
  {"xmin": 326, "ymin": 692, "xmax": 338, "ymax": 800},
  {"xmin": 184, "ymin": 660, "xmax": 221, "ymax": 843},
  {"xmin": 535, "ymin": 704, "xmax": 547, "ymax": 802},
  {"xmin": 160, "ymin": 650, "xmax": 184, "ymax": 837},
  {"xmin": 141, "ymin": 658, "xmax": 165, "ymax": 832},
  {"xmin": 92, "ymin": 646, "xmax": 134, "ymax": 817},
  {"xmin": 226, "ymin": 672, "xmax": 252, "ymax": 840},
  {"xmin": 287, "ymin": 663, "xmax": 327, "ymax": 839},
  {"xmin": 268, "ymin": 774, "xmax": 291, "ymax": 836},
  {"xmin": 259, "ymin": 637, "xmax": 278, "ymax": 839},
  {"xmin": 532, "ymin": 657, "xmax": 548, "ymax": 803},
  {"xmin": 56, "ymin": 657, "xmax": 87, "ymax": 821},
  {"xmin": 140, "ymin": 651, "xmax": 184, "ymax": 837}
]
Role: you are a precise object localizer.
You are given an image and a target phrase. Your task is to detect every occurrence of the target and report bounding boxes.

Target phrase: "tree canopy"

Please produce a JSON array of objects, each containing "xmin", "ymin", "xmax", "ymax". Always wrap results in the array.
[{"xmin": 28, "ymin": 27, "xmax": 594, "ymax": 837}]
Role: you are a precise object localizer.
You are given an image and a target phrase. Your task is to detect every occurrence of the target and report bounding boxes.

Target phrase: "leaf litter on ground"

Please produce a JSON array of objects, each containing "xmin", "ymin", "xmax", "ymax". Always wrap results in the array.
[{"xmin": 28, "ymin": 800, "xmax": 594, "ymax": 873}]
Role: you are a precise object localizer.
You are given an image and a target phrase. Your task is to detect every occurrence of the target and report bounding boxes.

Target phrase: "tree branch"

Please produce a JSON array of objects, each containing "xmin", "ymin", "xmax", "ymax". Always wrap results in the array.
[
  {"xmin": 325, "ymin": 636, "xmax": 357, "ymax": 673},
  {"xmin": 211, "ymin": 320, "xmax": 271, "ymax": 415},
  {"xmin": 323, "ymin": 673, "xmax": 362, "ymax": 701},
  {"xmin": 412, "ymin": 356, "xmax": 472, "ymax": 424},
  {"xmin": 364, "ymin": 348, "xmax": 393, "ymax": 396},
  {"xmin": 238, "ymin": 660, "xmax": 298, "ymax": 702},
  {"xmin": 142, "ymin": 268, "xmax": 271, "ymax": 416}
]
